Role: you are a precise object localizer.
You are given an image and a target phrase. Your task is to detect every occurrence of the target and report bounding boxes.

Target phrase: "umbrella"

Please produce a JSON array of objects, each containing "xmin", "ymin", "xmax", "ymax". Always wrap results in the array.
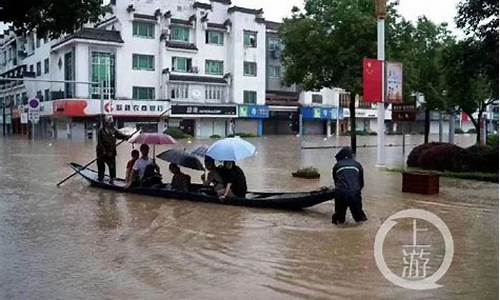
[
  {"xmin": 129, "ymin": 133, "xmax": 176, "ymax": 156},
  {"xmin": 156, "ymin": 149, "xmax": 205, "ymax": 171},
  {"xmin": 206, "ymin": 137, "xmax": 256, "ymax": 161},
  {"xmin": 190, "ymin": 145, "xmax": 209, "ymax": 157}
]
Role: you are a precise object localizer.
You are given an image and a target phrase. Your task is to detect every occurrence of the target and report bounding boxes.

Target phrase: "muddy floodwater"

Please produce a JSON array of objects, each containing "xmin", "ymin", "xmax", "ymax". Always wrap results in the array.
[{"xmin": 0, "ymin": 134, "xmax": 497, "ymax": 299}]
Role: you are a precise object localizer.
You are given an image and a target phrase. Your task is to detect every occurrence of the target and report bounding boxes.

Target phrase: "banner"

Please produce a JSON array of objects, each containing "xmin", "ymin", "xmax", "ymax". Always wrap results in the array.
[
  {"xmin": 386, "ymin": 62, "xmax": 403, "ymax": 103},
  {"xmin": 363, "ymin": 58, "xmax": 383, "ymax": 103}
]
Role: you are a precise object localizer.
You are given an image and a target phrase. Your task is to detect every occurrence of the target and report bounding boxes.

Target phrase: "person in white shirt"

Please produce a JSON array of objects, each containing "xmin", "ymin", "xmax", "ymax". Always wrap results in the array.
[{"xmin": 125, "ymin": 144, "xmax": 159, "ymax": 188}]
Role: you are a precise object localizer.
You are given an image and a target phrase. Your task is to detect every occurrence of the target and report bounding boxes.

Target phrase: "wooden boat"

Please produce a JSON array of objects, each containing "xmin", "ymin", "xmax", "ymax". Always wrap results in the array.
[{"xmin": 69, "ymin": 162, "xmax": 335, "ymax": 210}]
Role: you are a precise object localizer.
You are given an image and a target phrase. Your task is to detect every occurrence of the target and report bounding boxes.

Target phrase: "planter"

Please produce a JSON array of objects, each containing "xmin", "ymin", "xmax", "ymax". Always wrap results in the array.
[{"xmin": 402, "ymin": 172, "xmax": 439, "ymax": 195}]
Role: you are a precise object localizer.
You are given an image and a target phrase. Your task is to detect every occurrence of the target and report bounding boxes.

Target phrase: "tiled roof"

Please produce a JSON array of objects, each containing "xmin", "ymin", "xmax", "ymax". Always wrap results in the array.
[
  {"xmin": 169, "ymin": 74, "xmax": 228, "ymax": 84},
  {"xmin": 51, "ymin": 28, "xmax": 123, "ymax": 49},
  {"xmin": 166, "ymin": 41, "xmax": 198, "ymax": 51}
]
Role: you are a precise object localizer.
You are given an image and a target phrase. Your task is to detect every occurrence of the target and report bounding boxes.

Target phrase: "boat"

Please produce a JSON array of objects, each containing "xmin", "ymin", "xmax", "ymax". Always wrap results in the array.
[{"xmin": 68, "ymin": 162, "xmax": 335, "ymax": 210}]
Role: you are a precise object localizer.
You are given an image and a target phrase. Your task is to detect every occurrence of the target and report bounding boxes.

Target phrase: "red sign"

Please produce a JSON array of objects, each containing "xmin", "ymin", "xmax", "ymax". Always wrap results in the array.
[{"xmin": 363, "ymin": 58, "xmax": 383, "ymax": 103}]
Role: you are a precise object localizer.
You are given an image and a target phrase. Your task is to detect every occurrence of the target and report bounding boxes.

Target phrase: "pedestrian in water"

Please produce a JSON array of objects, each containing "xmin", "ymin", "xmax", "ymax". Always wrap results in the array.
[
  {"xmin": 331, "ymin": 146, "xmax": 367, "ymax": 225},
  {"xmin": 96, "ymin": 115, "xmax": 128, "ymax": 184}
]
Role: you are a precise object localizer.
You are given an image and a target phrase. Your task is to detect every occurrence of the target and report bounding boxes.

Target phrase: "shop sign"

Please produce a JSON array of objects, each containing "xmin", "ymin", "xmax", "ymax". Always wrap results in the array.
[
  {"xmin": 171, "ymin": 104, "xmax": 237, "ymax": 117},
  {"xmin": 238, "ymin": 105, "xmax": 269, "ymax": 119},
  {"xmin": 301, "ymin": 106, "xmax": 343, "ymax": 120},
  {"xmin": 392, "ymin": 102, "xmax": 417, "ymax": 122}
]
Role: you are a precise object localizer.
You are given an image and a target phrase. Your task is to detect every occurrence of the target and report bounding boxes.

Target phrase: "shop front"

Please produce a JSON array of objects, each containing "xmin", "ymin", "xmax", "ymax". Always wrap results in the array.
[
  {"xmin": 168, "ymin": 103, "xmax": 238, "ymax": 138},
  {"xmin": 235, "ymin": 104, "xmax": 269, "ymax": 136},
  {"xmin": 300, "ymin": 106, "xmax": 343, "ymax": 135}
]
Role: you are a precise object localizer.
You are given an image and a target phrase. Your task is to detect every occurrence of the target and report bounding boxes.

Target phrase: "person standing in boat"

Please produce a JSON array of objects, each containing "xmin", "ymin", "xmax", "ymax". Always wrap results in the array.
[
  {"xmin": 331, "ymin": 147, "xmax": 368, "ymax": 225},
  {"xmin": 218, "ymin": 161, "xmax": 247, "ymax": 199},
  {"xmin": 96, "ymin": 115, "xmax": 128, "ymax": 184}
]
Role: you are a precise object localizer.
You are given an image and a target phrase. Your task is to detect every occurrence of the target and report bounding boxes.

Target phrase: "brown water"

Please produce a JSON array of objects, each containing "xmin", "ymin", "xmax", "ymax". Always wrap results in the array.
[{"xmin": 0, "ymin": 134, "xmax": 497, "ymax": 299}]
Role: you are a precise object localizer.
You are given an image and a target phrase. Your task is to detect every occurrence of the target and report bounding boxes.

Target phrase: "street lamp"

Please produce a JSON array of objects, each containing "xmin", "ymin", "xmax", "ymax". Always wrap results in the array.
[{"xmin": 375, "ymin": 0, "xmax": 386, "ymax": 167}]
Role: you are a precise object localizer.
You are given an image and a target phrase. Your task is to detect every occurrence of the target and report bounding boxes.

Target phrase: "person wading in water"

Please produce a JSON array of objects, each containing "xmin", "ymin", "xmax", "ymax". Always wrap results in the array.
[
  {"xmin": 96, "ymin": 115, "xmax": 128, "ymax": 184},
  {"xmin": 331, "ymin": 147, "xmax": 368, "ymax": 225}
]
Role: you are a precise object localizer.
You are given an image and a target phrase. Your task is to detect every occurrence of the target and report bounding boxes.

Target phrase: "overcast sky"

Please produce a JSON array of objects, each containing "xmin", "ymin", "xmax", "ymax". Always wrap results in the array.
[
  {"xmin": 234, "ymin": 0, "xmax": 462, "ymax": 34},
  {"xmin": 0, "ymin": 0, "xmax": 463, "ymax": 35}
]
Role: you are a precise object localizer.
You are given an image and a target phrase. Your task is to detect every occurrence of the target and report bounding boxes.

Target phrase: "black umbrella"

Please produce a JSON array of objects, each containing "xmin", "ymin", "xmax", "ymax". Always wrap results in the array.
[{"xmin": 156, "ymin": 149, "xmax": 205, "ymax": 171}]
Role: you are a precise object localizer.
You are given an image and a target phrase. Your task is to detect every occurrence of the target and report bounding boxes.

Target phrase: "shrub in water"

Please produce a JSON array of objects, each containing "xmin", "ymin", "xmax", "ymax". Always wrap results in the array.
[
  {"xmin": 417, "ymin": 143, "xmax": 468, "ymax": 172},
  {"xmin": 164, "ymin": 127, "xmax": 191, "ymax": 139},
  {"xmin": 292, "ymin": 167, "xmax": 320, "ymax": 179},
  {"xmin": 407, "ymin": 142, "xmax": 443, "ymax": 167}
]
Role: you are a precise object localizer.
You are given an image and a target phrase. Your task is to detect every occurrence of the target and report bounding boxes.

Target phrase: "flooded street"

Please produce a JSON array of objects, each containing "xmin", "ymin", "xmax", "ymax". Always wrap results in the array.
[{"xmin": 0, "ymin": 134, "xmax": 497, "ymax": 299}]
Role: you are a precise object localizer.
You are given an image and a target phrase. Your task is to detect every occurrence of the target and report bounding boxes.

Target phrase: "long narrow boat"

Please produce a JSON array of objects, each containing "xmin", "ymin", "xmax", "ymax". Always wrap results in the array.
[{"xmin": 69, "ymin": 162, "xmax": 335, "ymax": 210}]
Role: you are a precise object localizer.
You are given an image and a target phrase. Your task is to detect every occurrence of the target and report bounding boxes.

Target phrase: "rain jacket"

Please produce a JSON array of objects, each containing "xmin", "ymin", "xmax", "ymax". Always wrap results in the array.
[
  {"xmin": 332, "ymin": 147, "xmax": 364, "ymax": 193},
  {"xmin": 96, "ymin": 127, "xmax": 127, "ymax": 158}
]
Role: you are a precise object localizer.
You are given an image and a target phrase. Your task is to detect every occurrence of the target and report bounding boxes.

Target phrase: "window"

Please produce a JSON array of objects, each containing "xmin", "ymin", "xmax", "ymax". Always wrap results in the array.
[
  {"xmin": 36, "ymin": 38, "xmax": 40, "ymax": 48},
  {"xmin": 36, "ymin": 62, "xmax": 41, "ymax": 76},
  {"xmin": 133, "ymin": 87, "xmax": 155, "ymax": 100},
  {"xmin": 21, "ymin": 92, "xmax": 27, "ymax": 104},
  {"xmin": 206, "ymin": 30, "xmax": 223, "ymax": 45},
  {"xmin": 244, "ymin": 61, "xmax": 257, "ymax": 76},
  {"xmin": 132, "ymin": 54, "xmax": 154, "ymax": 71},
  {"xmin": 312, "ymin": 94, "xmax": 323, "ymax": 104},
  {"xmin": 205, "ymin": 85, "xmax": 224, "ymax": 101},
  {"xmin": 244, "ymin": 31, "xmax": 257, "ymax": 48},
  {"xmin": 171, "ymin": 26, "xmax": 190, "ymax": 42},
  {"xmin": 268, "ymin": 38, "xmax": 280, "ymax": 51},
  {"xmin": 169, "ymin": 83, "xmax": 189, "ymax": 99},
  {"xmin": 205, "ymin": 60, "xmax": 223, "ymax": 75},
  {"xmin": 243, "ymin": 90, "xmax": 257, "ymax": 104},
  {"xmin": 91, "ymin": 52, "xmax": 115, "ymax": 99},
  {"xmin": 29, "ymin": 65, "xmax": 34, "ymax": 73},
  {"xmin": 65, "ymin": 51, "xmax": 75, "ymax": 98},
  {"xmin": 36, "ymin": 90, "xmax": 43, "ymax": 102},
  {"xmin": 268, "ymin": 65, "xmax": 281, "ymax": 78},
  {"xmin": 172, "ymin": 57, "xmax": 192, "ymax": 72},
  {"xmin": 44, "ymin": 89, "xmax": 50, "ymax": 102},
  {"xmin": 44, "ymin": 58, "xmax": 49, "ymax": 74},
  {"xmin": 133, "ymin": 21, "xmax": 155, "ymax": 38}
]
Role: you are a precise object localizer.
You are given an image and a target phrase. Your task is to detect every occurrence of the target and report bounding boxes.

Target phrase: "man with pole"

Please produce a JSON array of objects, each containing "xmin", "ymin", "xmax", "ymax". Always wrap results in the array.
[{"xmin": 96, "ymin": 115, "xmax": 128, "ymax": 184}]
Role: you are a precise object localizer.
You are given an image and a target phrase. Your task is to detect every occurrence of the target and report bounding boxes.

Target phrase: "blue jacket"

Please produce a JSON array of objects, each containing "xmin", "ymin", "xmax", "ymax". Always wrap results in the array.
[{"xmin": 332, "ymin": 158, "xmax": 364, "ymax": 193}]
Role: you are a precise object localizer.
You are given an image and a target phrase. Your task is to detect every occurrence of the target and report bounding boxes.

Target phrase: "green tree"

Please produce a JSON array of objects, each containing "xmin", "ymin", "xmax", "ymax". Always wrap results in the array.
[
  {"xmin": 440, "ymin": 0, "xmax": 498, "ymax": 143},
  {"xmin": 280, "ymin": 0, "xmax": 378, "ymax": 154},
  {"xmin": 0, "ymin": 0, "xmax": 110, "ymax": 38},
  {"xmin": 441, "ymin": 39, "xmax": 495, "ymax": 143}
]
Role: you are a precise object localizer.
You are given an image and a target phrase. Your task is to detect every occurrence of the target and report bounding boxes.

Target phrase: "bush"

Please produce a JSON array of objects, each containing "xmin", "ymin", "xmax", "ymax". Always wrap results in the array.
[
  {"xmin": 407, "ymin": 142, "xmax": 443, "ymax": 167},
  {"xmin": 210, "ymin": 134, "xmax": 221, "ymax": 139},
  {"xmin": 164, "ymin": 127, "xmax": 191, "ymax": 139},
  {"xmin": 487, "ymin": 134, "xmax": 498, "ymax": 148},
  {"xmin": 418, "ymin": 143, "xmax": 468, "ymax": 172},
  {"xmin": 228, "ymin": 132, "xmax": 258, "ymax": 138},
  {"xmin": 467, "ymin": 128, "xmax": 477, "ymax": 134},
  {"xmin": 455, "ymin": 128, "xmax": 464, "ymax": 134},
  {"xmin": 292, "ymin": 167, "xmax": 320, "ymax": 179},
  {"xmin": 464, "ymin": 144, "xmax": 499, "ymax": 173}
]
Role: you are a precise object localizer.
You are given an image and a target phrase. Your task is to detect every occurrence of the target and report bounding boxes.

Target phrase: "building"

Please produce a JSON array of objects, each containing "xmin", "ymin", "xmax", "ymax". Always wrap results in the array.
[{"xmin": 0, "ymin": 0, "xmax": 269, "ymax": 139}]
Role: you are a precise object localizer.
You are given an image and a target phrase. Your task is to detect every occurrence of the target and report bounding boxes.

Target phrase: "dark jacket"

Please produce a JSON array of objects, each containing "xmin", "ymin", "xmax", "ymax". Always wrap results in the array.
[
  {"xmin": 219, "ymin": 165, "xmax": 247, "ymax": 197},
  {"xmin": 332, "ymin": 147, "xmax": 364, "ymax": 193},
  {"xmin": 96, "ymin": 127, "xmax": 127, "ymax": 157}
]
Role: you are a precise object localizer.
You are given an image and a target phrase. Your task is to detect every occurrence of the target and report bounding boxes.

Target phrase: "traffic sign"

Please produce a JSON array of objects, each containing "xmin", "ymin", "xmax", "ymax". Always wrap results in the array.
[{"xmin": 28, "ymin": 98, "xmax": 40, "ymax": 124}]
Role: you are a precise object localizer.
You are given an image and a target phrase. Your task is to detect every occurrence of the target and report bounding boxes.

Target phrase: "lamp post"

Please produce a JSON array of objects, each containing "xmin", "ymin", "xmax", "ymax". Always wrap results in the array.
[{"xmin": 375, "ymin": 0, "xmax": 386, "ymax": 167}]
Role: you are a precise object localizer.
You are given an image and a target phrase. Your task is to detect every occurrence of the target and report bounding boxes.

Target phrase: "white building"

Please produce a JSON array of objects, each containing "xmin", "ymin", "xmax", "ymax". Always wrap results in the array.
[{"xmin": 0, "ymin": 0, "xmax": 268, "ymax": 139}]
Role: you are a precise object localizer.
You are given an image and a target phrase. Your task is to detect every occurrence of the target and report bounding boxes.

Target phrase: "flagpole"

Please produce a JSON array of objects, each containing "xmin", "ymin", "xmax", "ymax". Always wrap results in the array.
[{"xmin": 376, "ymin": 0, "xmax": 386, "ymax": 168}]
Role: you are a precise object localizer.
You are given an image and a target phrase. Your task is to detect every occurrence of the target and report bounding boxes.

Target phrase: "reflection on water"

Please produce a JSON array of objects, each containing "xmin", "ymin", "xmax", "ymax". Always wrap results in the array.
[{"xmin": 0, "ymin": 134, "xmax": 497, "ymax": 299}]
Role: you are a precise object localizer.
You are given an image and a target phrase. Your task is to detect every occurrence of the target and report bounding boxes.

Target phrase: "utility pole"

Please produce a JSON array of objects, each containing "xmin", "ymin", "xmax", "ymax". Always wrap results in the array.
[{"xmin": 375, "ymin": 0, "xmax": 386, "ymax": 167}]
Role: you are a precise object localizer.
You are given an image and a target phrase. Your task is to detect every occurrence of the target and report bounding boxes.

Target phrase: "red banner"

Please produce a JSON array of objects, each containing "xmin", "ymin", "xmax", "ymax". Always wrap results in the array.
[{"xmin": 363, "ymin": 58, "xmax": 383, "ymax": 103}]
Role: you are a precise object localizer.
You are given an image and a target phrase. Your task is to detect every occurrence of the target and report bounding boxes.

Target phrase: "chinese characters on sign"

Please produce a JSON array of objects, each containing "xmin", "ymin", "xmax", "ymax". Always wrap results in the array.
[
  {"xmin": 402, "ymin": 219, "xmax": 431, "ymax": 279},
  {"xmin": 392, "ymin": 102, "xmax": 416, "ymax": 122},
  {"xmin": 386, "ymin": 62, "xmax": 403, "ymax": 104}
]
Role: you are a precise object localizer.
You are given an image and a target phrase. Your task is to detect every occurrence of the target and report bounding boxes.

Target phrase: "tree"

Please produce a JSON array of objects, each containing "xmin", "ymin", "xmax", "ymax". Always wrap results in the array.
[
  {"xmin": 0, "ymin": 0, "xmax": 110, "ymax": 38},
  {"xmin": 281, "ymin": 0, "xmax": 378, "ymax": 154},
  {"xmin": 387, "ymin": 16, "xmax": 454, "ymax": 143},
  {"xmin": 440, "ymin": 0, "xmax": 499, "ymax": 143},
  {"xmin": 441, "ymin": 39, "xmax": 495, "ymax": 143}
]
